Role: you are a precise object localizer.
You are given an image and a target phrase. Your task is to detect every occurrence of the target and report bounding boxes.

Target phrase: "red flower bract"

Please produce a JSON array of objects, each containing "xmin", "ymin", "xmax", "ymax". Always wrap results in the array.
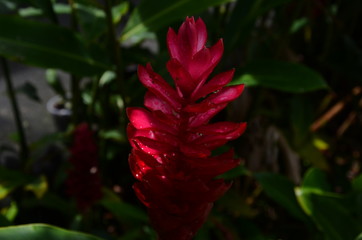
[
  {"xmin": 67, "ymin": 123, "xmax": 102, "ymax": 212},
  {"xmin": 127, "ymin": 17, "xmax": 246, "ymax": 240}
]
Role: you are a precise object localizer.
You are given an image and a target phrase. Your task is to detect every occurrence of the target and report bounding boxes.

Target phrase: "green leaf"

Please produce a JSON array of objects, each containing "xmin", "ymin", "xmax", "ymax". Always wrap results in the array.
[
  {"xmin": 231, "ymin": 60, "xmax": 328, "ymax": 93},
  {"xmin": 15, "ymin": 81, "xmax": 41, "ymax": 103},
  {"xmin": 302, "ymin": 168, "xmax": 331, "ymax": 192},
  {"xmin": 255, "ymin": 172, "xmax": 309, "ymax": 223},
  {"xmin": 121, "ymin": 0, "xmax": 233, "ymax": 43},
  {"xmin": 295, "ymin": 188, "xmax": 360, "ymax": 240},
  {"xmin": 0, "ymin": 224, "xmax": 104, "ymax": 240},
  {"xmin": 100, "ymin": 200, "xmax": 148, "ymax": 225},
  {"xmin": 0, "ymin": 15, "xmax": 109, "ymax": 76}
]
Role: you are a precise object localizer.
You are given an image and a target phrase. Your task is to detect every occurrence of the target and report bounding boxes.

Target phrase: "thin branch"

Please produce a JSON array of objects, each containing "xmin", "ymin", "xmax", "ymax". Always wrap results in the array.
[{"xmin": 1, "ymin": 57, "xmax": 28, "ymax": 161}]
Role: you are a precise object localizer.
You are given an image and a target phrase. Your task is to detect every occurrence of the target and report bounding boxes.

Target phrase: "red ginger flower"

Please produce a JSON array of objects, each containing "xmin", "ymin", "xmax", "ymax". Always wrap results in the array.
[
  {"xmin": 67, "ymin": 123, "xmax": 102, "ymax": 212},
  {"xmin": 127, "ymin": 17, "xmax": 246, "ymax": 240}
]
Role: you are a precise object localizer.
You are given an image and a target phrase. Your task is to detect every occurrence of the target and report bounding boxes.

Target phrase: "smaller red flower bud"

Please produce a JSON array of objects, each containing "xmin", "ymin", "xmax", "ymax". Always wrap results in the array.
[{"xmin": 66, "ymin": 123, "xmax": 102, "ymax": 212}]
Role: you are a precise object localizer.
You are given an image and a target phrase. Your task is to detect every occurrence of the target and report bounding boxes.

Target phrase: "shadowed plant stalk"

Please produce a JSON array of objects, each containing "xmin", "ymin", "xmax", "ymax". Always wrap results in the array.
[{"xmin": 1, "ymin": 57, "xmax": 28, "ymax": 161}]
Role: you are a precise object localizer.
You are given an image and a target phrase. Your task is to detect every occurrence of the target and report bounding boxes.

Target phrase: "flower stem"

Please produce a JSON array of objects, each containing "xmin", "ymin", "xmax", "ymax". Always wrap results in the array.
[
  {"xmin": 45, "ymin": 0, "xmax": 59, "ymax": 24},
  {"xmin": 68, "ymin": 0, "xmax": 82, "ymax": 124},
  {"xmin": 103, "ymin": 0, "xmax": 127, "ymax": 112},
  {"xmin": 1, "ymin": 57, "xmax": 28, "ymax": 161}
]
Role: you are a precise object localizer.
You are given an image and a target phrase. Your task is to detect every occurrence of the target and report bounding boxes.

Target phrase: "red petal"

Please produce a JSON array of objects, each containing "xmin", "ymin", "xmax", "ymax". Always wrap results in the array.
[
  {"xmin": 186, "ymin": 149, "xmax": 240, "ymax": 178},
  {"xmin": 144, "ymin": 91, "xmax": 175, "ymax": 116},
  {"xmin": 206, "ymin": 179, "xmax": 232, "ymax": 201},
  {"xmin": 191, "ymin": 69, "xmax": 235, "ymax": 101},
  {"xmin": 206, "ymin": 84, "xmax": 244, "ymax": 105},
  {"xmin": 167, "ymin": 58, "xmax": 196, "ymax": 97},
  {"xmin": 133, "ymin": 182, "xmax": 151, "ymax": 207},
  {"xmin": 195, "ymin": 121, "xmax": 244, "ymax": 135},
  {"xmin": 179, "ymin": 143, "xmax": 210, "ymax": 158},
  {"xmin": 188, "ymin": 47, "xmax": 211, "ymax": 80},
  {"xmin": 167, "ymin": 28, "xmax": 181, "ymax": 61},
  {"xmin": 129, "ymin": 149, "xmax": 159, "ymax": 181},
  {"xmin": 138, "ymin": 64, "xmax": 182, "ymax": 110},
  {"xmin": 127, "ymin": 124, "xmax": 180, "ymax": 148},
  {"xmin": 133, "ymin": 137, "xmax": 175, "ymax": 155},
  {"xmin": 188, "ymin": 103, "xmax": 227, "ymax": 128},
  {"xmin": 185, "ymin": 85, "xmax": 244, "ymax": 113},
  {"xmin": 195, "ymin": 18, "xmax": 207, "ymax": 51},
  {"xmin": 209, "ymin": 39, "xmax": 224, "ymax": 66},
  {"xmin": 195, "ymin": 123, "xmax": 246, "ymax": 149},
  {"xmin": 127, "ymin": 107, "xmax": 177, "ymax": 134},
  {"xmin": 178, "ymin": 17, "xmax": 198, "ymax": 57}
]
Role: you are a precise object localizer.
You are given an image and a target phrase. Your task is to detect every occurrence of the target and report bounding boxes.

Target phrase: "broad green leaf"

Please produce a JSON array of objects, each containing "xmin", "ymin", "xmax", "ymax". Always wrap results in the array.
[
  {"xmin": 295, "ymin": 188, "xmax": 360, "ymax": 240},
  {"xmin": 231, "ymin": 60, "xmax": 328, "ymax": 93},
  {"xmin": 0, "ymin": 224, "xmax": 104, "ymax": 240},
  {"xmin": 302, "ymin": 168, "xmax": 331, "ymax": 192},
  {"xmin": 225, "ymin": 0, "xmax": 292, "ymax": 53},
  {"xmin": 121, "ymin": 0, "xmax": 233, "ymax": 43},
  {"xmin": 255, "ymin": 172, "xmax": 309, "ymax": 223},
  {"xmin": 100, "ymin": 199, "xmax": 148, "ymax": 224},
  {"xmin": 0, "ymin": 15, "xmax": 109, "ymax": 76},
  {"xmin": 15, "ymin": 81, "xmax": 41, "ymax": 103}
]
